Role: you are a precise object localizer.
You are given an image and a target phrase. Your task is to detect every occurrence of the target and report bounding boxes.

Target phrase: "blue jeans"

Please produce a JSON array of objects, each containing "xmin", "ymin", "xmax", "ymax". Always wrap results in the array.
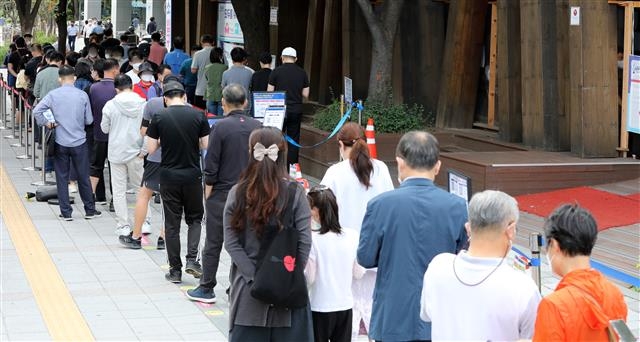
[
  {"xmin": 206, "ymin": 100, "xmax": 222, "ymax": 116},
  {"xmin": 53, "ymin": 143, "xmax": 96, "ymax": 217}
]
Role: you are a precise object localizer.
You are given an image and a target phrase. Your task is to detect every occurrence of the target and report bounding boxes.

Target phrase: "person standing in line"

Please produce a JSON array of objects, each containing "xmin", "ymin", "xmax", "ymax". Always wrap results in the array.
[
  {"xmin": 305, "ymin": 186, "xmax": 363, "ymax": 342},
  {"xmin": 145, "ymin": 81, "xmax": 209, "ymax": 283},
  {"xmin": 221, "ymin": 47, "xmax": 253, "ymax": 94},
  {"xmin": 124, "ymin": 48, "xmax": 144, "ymax": 84},
  {"xmin": 320, "ymin": 122, "xmax": 394, "ymax": 340},
  {"xmin": 250, "ymin": 52, "xmax": 272, "ymax": 93},
  {"xmin": 84, "ymin": 20, "xmax": 94, "ymax": 47},
  {"xmin": 420, "ymin": 190, "xmax": 541, "ymax": 341},
  {"xmin": 223, "ymin": 127, "xmax": 313, "ymax": 341},
  {"xmin": 148, "ymin": 32, "xmax": 167, "ymax": 66},
  {"xmin": 267, "ymin": 47, "xmax": 309, "ymax": 166},
  {"xmin": 33, "ymin": 66, "xmax": 102, "ymax": 221},
  {"xmin": 119, "ymin": 34, "xmax": 130, "ymax": 62},
  {"xmin": 33, "ymin": 51, "xmax": 63, "ymax": 100},
  {"xmin": 181, "ymin": 45, "xmax": 201, "ymax": 105},
  {"xmin": 190, "ymin": 34, "xmax": 214, "ymax": 109},
  {"xmin": 163, "ymin": 36, "xmax": 189, "ymax": 75},
  {"xmin": 357, "ymin": 131, "xmax": 468, "ymax": 342},
  {"xmin": 118, "ymin": 76, "xmax": 183, "ymax": 250},
  {"xmin": 89, "ymin": 58, "xmax": 119, "ymax": 206},
  {"xmin": 204, "ymin": 47, "xmax": 226, "ymax": 116},
  {"xmin": 132, "ymin": 16, "xmax": 140, "ymax": 35},
  {"xmin": 147, "ymin": 17, "xmax": 157, "ymax": 35},
  {"xmin": 186, "ymin": 84, "xmax": 262, "ymax": 303},
  {"xmin": 67, "ymin": 21, "xmax": 79, "ymax": 52},
  {"xmin": 133, "ymin": 62, "xmax": 161, "ymax": 100},
  {"xmin": 100, "ymin": 74, "xmax": 147, "ymax": 236},
  {"xmin": 533, "ymin": 204, "xmax": 628, "ymax": 341}
]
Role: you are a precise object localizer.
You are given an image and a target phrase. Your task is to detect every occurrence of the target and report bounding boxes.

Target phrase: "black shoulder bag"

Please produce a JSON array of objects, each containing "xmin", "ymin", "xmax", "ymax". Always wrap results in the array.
[{"xmin": 250, "ymin": 182, "xmax": 309, "ymax": 308}]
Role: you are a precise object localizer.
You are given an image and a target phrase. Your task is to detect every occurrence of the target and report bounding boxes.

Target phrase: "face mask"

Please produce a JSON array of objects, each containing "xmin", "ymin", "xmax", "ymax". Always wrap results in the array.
[
  {"xmin": 618, "ymin": 60, "xmax": 624, "ymax": 69},
  {"xmin": 545, "ymin": 251, "xmax": 554, "ymax": 270},
  {"xmin": 141, "ymin": 74, "xmax": 154, "ymax": 82},
  {"xmin": 131, "ymin": 62, "xmax": 142, "ymax": 70},
  {"xmin": 311, "ymin": 219, "xmax": 322, "ymax": 231},
  {"xmin": 89, "ymin": 52, "xmax": 98, "ymax": 58},
  {"xmin": 105, "ymin": 54, "xmax": 111, "ymax": 59}
]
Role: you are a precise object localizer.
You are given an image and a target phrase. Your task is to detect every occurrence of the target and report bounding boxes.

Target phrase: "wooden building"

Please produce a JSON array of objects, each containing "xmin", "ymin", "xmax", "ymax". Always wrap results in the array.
[{"xmin": 170, "ymin": 0, "xmax": 640, "ymax": 158}]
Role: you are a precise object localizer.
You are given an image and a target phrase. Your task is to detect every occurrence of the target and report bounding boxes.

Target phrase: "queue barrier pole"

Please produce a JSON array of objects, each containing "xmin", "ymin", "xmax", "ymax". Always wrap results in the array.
[
  {"xmin": 4, "ymin": 86, "xmax": 16, "ymax": 139},
  {"xmin": 30, "ymin": 127, "xmax": 55, "ymax": 186},
  {"xmin": 11, "ymin": 93, "xmax": 25, "ymax": 148},
  {"xmin": 529, "ymin": 233, "xmax": 543, "ymax": 293},
  {"xmin": 22, "ymin": 99, "xmax": 40, "ymax": 171},
  {"xmin": 16, "ymin": 99, "xmax": 32, "ymax": 159},
  {"xmin": 0, "ymin": 75, "xmax": 7, "ymax": 130}
]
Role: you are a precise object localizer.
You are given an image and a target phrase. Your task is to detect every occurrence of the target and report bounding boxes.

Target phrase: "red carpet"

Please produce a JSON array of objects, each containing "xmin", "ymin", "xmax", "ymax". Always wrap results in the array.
[{"xmin": 516, "ymin": 187, "xmax": 640, "ymax": 231}]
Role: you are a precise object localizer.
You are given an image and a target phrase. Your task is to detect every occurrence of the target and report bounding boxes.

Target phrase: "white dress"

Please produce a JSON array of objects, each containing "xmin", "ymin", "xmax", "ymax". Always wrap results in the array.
[{"xmin": 321, "ymin": 159, "xmax": 394, "ymax": 338}]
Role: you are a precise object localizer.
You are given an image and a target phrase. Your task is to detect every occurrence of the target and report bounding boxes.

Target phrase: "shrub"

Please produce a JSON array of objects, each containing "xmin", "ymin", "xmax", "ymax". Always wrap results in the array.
[
  {"xmin": 33, "ymin": 31, "xmax": 57, "ymax": 45},
  {"xmin": 312, "ymin": 99, "xmax": 434, "ymax": 134},
  {"xmin": 0, "ymin": 46, "xmax": 9, "ymax": 66}
]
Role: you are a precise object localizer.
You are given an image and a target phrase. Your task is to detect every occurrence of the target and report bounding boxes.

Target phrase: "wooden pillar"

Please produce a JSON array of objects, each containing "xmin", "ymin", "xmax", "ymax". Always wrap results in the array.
[
  {"xmin": 618, "ymin": 4, "xmax": 633, "ymax": 156},
  {"xmin": 342, "ymin": 0, "xmax": 350, "ymax": 79},
  {"xmin": 496, "ymin": 0, "xmax": 522, "ymax": 142},
  {"xmin": 520, "ymin": 0, "xmax": 569, "ymax": 151},
  {"xmin": 487, "ymin": 3, "xmax": 497, "ymax": 128},
  {"xmin": 569, "ymin": 0, "xmax": 618, "ymax": 157},
  {"xmin": 184, "ymin": 0, "xmax": 190, "ymax": 52},
  {"xmin": 436, "ymin": 0, "xmax": 488, "ymax": 129}
]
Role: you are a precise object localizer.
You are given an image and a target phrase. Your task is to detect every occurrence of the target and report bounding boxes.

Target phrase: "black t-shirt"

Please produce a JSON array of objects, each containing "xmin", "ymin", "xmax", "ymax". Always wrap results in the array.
[
  {"xmin": 268, "ymin": 63, "xmax": 309, "ymax": 114},
  {"xmin": 8, "ymin": 48, "xmax": 31, "ymax": 72},
  {"xmin": 146, "ymin": 105, "xmax": 210, "ymax": 184},
  {"xmin": 250, "ymin": 68, "xmax": 272, "ymax": 92}
]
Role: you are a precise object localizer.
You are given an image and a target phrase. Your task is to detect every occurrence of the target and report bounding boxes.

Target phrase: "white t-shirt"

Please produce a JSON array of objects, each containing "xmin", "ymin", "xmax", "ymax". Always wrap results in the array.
[
  {"xmin": 126, "ymin": 69, "xmax": 141, "ymax": 85},
  {"xmin": 420, "ymin": 251, "xmax": 541, "ymax": 341},
  {"xmin": 305, "ymin": 228, "xmax": 361, "ymax": 312},
  {"xmin": 320, "ymin": 159, "xmax": 394, "ymax": 231}
]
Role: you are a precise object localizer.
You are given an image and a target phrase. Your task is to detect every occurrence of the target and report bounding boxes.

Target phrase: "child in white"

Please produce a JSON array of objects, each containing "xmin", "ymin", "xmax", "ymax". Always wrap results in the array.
[{"xmin": 305, "ymin": 186, "xmax": 364, "ymax": 342}]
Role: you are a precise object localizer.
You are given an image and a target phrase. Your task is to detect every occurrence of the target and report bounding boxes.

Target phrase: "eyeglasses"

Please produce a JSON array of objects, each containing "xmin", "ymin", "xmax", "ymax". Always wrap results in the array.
[{"xmin": 308, "ymin": 185, "xmax": 329, "ymax": 194}]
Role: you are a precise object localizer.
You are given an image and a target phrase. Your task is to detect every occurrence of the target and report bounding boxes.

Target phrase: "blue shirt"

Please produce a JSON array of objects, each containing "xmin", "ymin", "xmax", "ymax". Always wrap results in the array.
[
  {"xmin": 179, "ymin": 58, "xmax": 197, "ymax": 87},
  {"xmin": 164, "ymin": 49, "xmax": 189, "ymax": 75},
  {"xmin": 33, "ymin": 84, "xmax": 93, "ymax": 147}
]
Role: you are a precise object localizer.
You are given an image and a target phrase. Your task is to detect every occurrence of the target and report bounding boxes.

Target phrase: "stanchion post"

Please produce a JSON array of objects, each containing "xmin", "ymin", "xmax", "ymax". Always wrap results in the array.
[
  {"xmin": 11, "ymin": 94, "xmax": 25, "ymax": 147},
  {"xmin": 31, "ymin": 128, "xmax": 55, "ymax": 186},
  {"xmin": 17, "ymin": 101, "xmax": 31, "ymax": 159},
  {"xmin": 358, "ymin": 100, "xmax": 363, "ymax": 126},
  {"xmin": 0, "ymin": 74, "xmax": 6, "ymax": 130},
  {"xmin": 23, "ymin": 100, "xmax": 40, "ymax": 171},
  {"xmin": 530, "ymin": 232, "xmax": 543, "ymax": 293},
  {"xmin": 4, "ymin": 88, "xmax": 16, "ymax": 139}
]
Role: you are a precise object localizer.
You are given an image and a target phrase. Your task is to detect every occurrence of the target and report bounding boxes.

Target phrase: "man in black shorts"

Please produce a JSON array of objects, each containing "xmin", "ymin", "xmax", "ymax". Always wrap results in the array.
[{"xmin": 146, "ymin": 81, "xmax": 209, "ymax": 283}]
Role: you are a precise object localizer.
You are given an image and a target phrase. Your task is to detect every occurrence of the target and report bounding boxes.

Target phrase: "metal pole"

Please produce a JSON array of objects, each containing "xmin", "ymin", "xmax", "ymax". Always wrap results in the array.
[
  {"xmin": 0, "ymin": 75, "xmax": 6, "ymax": 130},
  {"xmin": 4, "ymin": 88, "xmax": 16, "ymax": 139},
  {"xmin": 17, "ymin": 102, "xmax": 31, "ymax": 159},
  {"xmin": 11, "ymin": 94, "xmax": 24, "ymax": 147},
  {"xmin": 31, "ymin": 128, "xmax": 55, "ymax": 186},
  {"xmin": 23, "ymin": 101, "xmax": 41, "ymax": 171},
  {"xmin": 530, "ymin": 232, "xmax": 542, "ymax": 293},
  {"xmin": 358, "ymin": 100, "xmax": 363, "ymax": 126}
]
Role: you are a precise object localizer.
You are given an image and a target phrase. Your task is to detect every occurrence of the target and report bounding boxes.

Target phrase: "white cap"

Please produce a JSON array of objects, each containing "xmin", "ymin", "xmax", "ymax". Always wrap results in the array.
[{"xmin": 281, "ymin": 47, "xmax": 297, "ymax": 58}]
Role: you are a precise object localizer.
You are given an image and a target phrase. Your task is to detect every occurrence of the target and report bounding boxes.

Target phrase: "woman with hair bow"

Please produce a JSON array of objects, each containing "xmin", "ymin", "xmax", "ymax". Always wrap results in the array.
[{"xmin": 223, "ymin": 127, "xmax": 314, "ymax": 341}]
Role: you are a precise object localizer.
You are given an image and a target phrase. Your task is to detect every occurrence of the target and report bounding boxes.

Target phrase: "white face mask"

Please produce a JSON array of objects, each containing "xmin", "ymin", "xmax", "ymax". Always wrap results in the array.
[
  {"xmin": 311, "ymin": 219, "xmax": 322, "ymax": 231},
  {"xmin": 105, "ymin": 54, "xmax": 111, "ymax": 59},
  {"xmin": 141, "ymin": 74, "xmax": 155, "ymax": 82},
  {"xmin": 131, "ymin": 62, "xmax": 142, "ymax": 70},
  {"xmin": 89, "ymin": 52, "xmax": 98, "ymax": 58},
  {"xmin": 545, "ymin": 251, "xmax": 554, "ymax": 270}
]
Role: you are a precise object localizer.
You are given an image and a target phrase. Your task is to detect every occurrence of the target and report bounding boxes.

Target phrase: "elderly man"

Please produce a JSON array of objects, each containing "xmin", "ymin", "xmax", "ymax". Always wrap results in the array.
[
  {"xmin": 357, "ymin": 131, "xmax": 468, "ymax": 341},
  {"xmin": 186, "ymin": 84, "xmax": 262, "ymax": 303},
  {"xmin": 420, "ymin": 190, "xmax": 541, "ymax": 341}
]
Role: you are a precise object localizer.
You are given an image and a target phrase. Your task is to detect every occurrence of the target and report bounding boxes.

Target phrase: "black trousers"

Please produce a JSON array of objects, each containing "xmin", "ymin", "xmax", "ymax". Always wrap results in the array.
[
  {"xmin": 90, "ymin": 140, "xmax": 111, "ymax": 201},
  {"xmin": 53, "ymin": 143, "xmax": 95, "ymax": 216},
  {"xmin": 68, "ymin": 35, "xmax": 76, "ymax": 51},
  {"xmin": 230, "ymin": 305, "xmax": 314, "ymax": 342},
  {"xmin": 199, "ymin": 189, "xmax": 229, "ymax": 289},
  {"xmin": 312, "ymin": 309, "xmax": 352, "ymax": 342},
  {"xmin": 194, "ymin": 95, "xmax": 206, "ymax": 110},
  {"xmin": 283, "ymin": 112, "xmax": 302, "ymax": 166},
  {"xmin": 160, "ymin": 182, "xmax": 203, "ymax": 270}
]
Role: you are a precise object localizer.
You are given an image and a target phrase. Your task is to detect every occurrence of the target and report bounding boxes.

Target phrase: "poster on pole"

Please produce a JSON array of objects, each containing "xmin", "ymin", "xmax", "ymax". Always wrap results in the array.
[
  {"xmin": 627, "ymin": 55, "xmax": 640, "ymax": 134},
  {"xmin": 344, "ymin": 77, "xmax": 353, "ymax": 104},
  {"xmin": 165, "ymin": 1, "xmax": 172, "ymax": 50},
  {"xmin": 447, "ymin": 170, "xmax": 472, "ymax": 204},
  {"xmin": 253, "ymin": 91, "xmax": 287, "ymax": 120},
  {"xmin": 263, "ymin": 105, "xmax": 286, "ymax": 130}
]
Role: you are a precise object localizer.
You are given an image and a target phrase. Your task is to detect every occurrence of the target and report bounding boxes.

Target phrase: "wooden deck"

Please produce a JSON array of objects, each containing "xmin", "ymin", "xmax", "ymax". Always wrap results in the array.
[{"xmin": 514, "ymin": 179, "xmax": 640, "ymax": 286}]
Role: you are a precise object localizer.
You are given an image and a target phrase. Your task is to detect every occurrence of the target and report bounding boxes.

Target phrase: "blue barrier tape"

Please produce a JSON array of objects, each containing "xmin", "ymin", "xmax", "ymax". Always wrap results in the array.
[
  {"xmin": 285, "ymin": 106, "xmax": 354, "ymax": 149},
  {"xmin": 511, "ymin": 246, "xmax": 540, "ymax": 267},
  {"xmin": 591, "ymin": 259, "xmax": 640, "ymax": 288}
]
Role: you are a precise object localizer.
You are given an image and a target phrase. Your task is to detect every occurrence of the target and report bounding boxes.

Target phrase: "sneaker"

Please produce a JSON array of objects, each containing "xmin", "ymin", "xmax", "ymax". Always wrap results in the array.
[
  {"xmin": 108, "ymin": 200, "xmax": 115, "ymax": 212},
  {"xmin": 94, "ymin": 194, "xmax": 107, "ymax": 205},
  {"xmin": 156, "ymin": 236, "xmax": 165, "ymax": 250},
  {"xmin": 141, "ymin": 220, "xmax": 152, "ymax": 235},
  {"xmin": 58, "ymin": 214, "xmax": 73, "ymax": 221},
  {"xmin": 115, "ymin": 224, "xmax": 132, "ymax": 236},
  {"xmin": 119, "ymin": 233, "xmax": 141, "ymax": 249},
  {"xmin": 84, "ymin": 210, "xmax": 102, "ymax": 220},
  {"xmin": 185, "ymin": 260, "xmax": 203, "ymax": 279},
  {"xmin": 165, "ymin": 269, "xmax": 182, "ymax": 283},
  {"xmin": 186, "ymin": 286, "xmax": 216, "ymax": 303},
  {"xmin": 68, "ymin": 182, "xmax": 78, "ymax": 193}
]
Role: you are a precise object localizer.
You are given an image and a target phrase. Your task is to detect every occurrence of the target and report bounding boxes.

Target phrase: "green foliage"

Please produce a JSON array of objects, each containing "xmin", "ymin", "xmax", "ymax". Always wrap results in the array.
[
  {"xmin": 312, "ymin": 99, "xmax": 434, "ymax": 134},
  {"xmin": 33, "ymin": 31, "xmax": 57, "ymax": 45},
  {"xmin": 0, "ymin": 46, "xmax": 9, "ymax": 66}
]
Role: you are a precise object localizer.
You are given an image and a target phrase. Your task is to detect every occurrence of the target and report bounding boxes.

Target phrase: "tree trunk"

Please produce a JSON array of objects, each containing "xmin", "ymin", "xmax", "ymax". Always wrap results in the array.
[
  {"xmin": 355, "ymin": 0, "xmax": 405, "ymax": 104},
  {"xmin": 56, "ymin": 0, "xmax": 68, "ymax": 54},
  {"xmin": 15, "ymin": 0, "xmax": 44, "ymax": 34},
  {"xmin": 231, "ymin": 0, "xmax": 270, "ymax": 70}
]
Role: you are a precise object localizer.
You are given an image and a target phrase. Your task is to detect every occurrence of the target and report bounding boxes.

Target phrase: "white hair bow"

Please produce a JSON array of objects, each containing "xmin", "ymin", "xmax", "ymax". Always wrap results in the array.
[{"xmin": 253, "ymin": 143, "xmax": 279, "ymax": 162}]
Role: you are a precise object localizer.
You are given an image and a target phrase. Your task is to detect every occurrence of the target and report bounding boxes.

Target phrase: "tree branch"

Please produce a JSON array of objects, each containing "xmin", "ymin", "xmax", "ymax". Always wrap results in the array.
[
  {"xmin": 382, "ymin": 0, "xmax": 405, "ymax": 42},
  {"xmin": 30, "ymin": 0, "xmax": 44, "ymax": 17}
]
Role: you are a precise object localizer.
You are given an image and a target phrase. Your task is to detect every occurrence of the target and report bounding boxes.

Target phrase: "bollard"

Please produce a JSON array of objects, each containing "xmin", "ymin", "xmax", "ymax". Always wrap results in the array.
[
  {"xmin": 23, "ymin": 101, "xmax": 41, "ymax": 171},
  {"xmin": 4, "ymin": 88, "xmax": 16, "ymax": 139},
  {"xmin": 529, "ymin": 232, "xmax": 543, "ymax": 293},
  {"xmin": 30, "ymin": 128, "xmax": 55, "ymax": 186},
  {"xmin": 11, "ymin": 93, "xmax": 25, "ymax": 147},
  {"xmin": 16, "ymin": 102, "xmax": 31, "ymax": 159}
]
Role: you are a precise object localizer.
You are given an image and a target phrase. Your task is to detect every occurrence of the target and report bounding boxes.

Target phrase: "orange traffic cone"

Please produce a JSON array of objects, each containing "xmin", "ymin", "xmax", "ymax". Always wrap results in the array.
[{"xmin": 365, "ymin": 118, "xmax": 378, "ymax": 159}]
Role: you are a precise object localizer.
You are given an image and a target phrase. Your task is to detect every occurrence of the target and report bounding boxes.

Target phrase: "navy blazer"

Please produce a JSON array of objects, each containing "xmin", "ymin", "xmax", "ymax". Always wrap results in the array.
[{"xmin": 357, "ymin": 177, "xmax": 468, "ymax": 341}]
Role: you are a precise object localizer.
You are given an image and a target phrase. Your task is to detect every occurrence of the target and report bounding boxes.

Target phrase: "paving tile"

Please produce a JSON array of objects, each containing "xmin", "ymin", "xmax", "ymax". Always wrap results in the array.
[
  {"xmin": 181, "ymin": 331, "xmax": 228, "ymax": 341},
  {"xmin": 0, "ymin": 299, "xmax": 41, "ymax": 317},
  {"xmin": 86, "ymin": 318, "xmax": 136, "ymax": 339},
  {"xmin": 7, "ymin": 332, "xmax": 52, "ymax": 341},
  {"xmin": 3, "ymin": 314, "xmax": 48, "ymax": 335},
  {"xmin": 128, "ymin": 317, "xmax": 178, "ymax": 337}
]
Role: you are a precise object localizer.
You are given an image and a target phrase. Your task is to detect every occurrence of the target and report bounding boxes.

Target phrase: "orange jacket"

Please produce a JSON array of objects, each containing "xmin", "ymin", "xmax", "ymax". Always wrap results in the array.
[{"xmin": 533, "ymin": 268, "xmax": 628, "ymax": 342}]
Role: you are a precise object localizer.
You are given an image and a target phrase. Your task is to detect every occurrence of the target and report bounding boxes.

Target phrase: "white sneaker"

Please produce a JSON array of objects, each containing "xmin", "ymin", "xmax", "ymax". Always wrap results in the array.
[
  {"xmin": 141, "ymin": 220, "xmax": 152, "ymax": 235},
  {"xmin": 68, "ymin": 182, "xmax": 78, "ymax": 193},
  {"xmin": 126, "ymin": 188, "xmax": 135, "ymax": 194},
  {"xmin": 115, "ymin": 224, "xmax": 132, "ymax": 236}
]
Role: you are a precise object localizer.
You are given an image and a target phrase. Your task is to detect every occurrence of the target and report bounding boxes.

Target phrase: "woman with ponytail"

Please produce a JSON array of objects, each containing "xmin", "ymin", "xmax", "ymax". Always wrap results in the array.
[{"xmin": 320, "ymin": 122, "xmax": 394, "ymax": 340}]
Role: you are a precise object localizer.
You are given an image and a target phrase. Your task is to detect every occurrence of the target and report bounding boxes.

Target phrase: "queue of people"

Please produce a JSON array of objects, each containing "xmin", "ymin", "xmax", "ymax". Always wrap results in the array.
[{"xmin": 5, "ymin": 30, "xmax": 631, "ymax": 342}]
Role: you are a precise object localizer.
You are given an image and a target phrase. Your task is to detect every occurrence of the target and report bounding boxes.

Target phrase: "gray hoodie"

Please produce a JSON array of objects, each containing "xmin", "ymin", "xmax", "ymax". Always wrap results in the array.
[{"xmin": 101, "ymin": 91, "xmax": 146, "ymax": 164}]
